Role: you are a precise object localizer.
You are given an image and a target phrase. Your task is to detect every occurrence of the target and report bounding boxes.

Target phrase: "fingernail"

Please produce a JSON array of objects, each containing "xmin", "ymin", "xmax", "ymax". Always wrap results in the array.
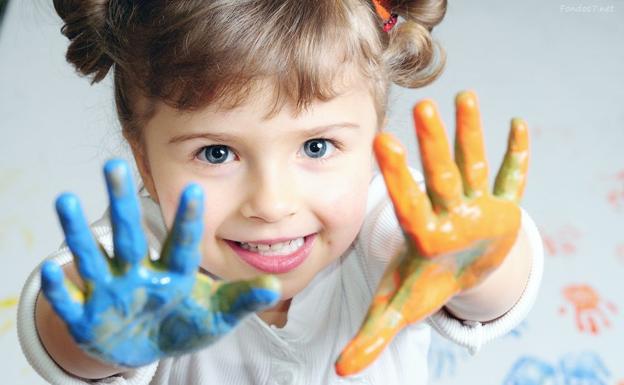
[
  {"xmin": 104, "ymin": 158, "xmax": 129, "ymax": 197},
  {"xmin": 455, "ymin": 90, "xmax": 477, "ymax": 107},
  {"xmin": 41, "ymin": 260, "xmax": 62, "ymax": 284},
  {"xmin": 181, "ymin": 184, "xmax": 204, "ymax": 220},
  {"xmin": 55, "ymin": 193, "xmax": 81, "ymax": 227}
]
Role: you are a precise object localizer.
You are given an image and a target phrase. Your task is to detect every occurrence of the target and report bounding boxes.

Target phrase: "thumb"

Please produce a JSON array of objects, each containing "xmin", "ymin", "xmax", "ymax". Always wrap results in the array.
[{"xmin": 215, "ymin": 275, "xmax": 282, "ymax": 320}]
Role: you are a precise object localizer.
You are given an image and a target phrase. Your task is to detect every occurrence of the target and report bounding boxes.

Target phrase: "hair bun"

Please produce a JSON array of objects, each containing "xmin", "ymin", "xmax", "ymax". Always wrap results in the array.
[
  {"xmin": 54, "ymin": 0, "xmax": 114, "ymax": 84},
  {"xmin": 383, "ymin": 0, "xmax": 447, "ymax": 88}
]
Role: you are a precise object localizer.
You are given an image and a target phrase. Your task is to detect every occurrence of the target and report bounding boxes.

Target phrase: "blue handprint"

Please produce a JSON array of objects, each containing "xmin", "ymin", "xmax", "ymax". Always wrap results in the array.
[
  {"xmin": 503, "ymin": 356, "xmax": 557, "ymax": 385},
  {"xmin": 559, "ymin": 351, "xmax": 610, "ymax": 385},
  {"xmin": 505, "ymin": 320, "xmax": 529, "ymax": 339},
  {"xmin": 502, "ymin": 351, "xmax": 612, "ymax": 385},
  {"xmin": 428, "ymin": 330, "xmax": 469, "ymax": 380},
  {"xmin": 41, "ymin": 159, "xmax": 281, "ymax": 367}
]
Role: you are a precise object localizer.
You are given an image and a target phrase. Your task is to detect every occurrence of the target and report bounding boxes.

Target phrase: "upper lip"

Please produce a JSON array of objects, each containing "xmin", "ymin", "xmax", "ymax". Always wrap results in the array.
[{"xmin": 228, "ymin": 234, "xmax": 313, "ymax": 245}]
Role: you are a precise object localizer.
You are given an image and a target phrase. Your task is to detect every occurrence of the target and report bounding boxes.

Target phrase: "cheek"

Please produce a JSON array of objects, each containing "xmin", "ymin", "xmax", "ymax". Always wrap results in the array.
[
  {"xmin": 158, "ymin": 183, "xmax": 231, "ymax": 234},
  {"xmin": 152, "ymin": 177, "xmax": 197, "ymax": 230},
  {"xmin": 313, "ymin": 170, "xmax": 370, "ymax": 249},
  {"xmin": 158, "ymin": 195, "xmax": 180, "ymax": 231}
]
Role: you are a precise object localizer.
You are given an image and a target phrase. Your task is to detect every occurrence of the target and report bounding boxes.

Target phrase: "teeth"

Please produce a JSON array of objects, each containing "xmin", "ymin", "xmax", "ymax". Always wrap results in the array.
[{"xmin": 239, "ymin": 237, "xmax": 305, "ymax": 256}]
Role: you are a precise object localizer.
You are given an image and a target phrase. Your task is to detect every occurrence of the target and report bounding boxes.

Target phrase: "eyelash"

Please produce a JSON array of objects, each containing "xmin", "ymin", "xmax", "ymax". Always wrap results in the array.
[{"xmin": 193, "ymin": 137, "xmax": 343, "ymax": 166}]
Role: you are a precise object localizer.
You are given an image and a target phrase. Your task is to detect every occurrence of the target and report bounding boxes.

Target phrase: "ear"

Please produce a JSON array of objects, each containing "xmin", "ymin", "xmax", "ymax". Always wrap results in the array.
[{"xmin": 127, "ymin": 138, "xmax": 159, "ymax": 204}]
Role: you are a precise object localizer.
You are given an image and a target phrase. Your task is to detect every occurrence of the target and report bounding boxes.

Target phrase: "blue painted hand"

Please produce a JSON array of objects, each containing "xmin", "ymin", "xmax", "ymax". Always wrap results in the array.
[{"xmin": 40, "ymin": 159, "xmax": 281, "ymax": 367}]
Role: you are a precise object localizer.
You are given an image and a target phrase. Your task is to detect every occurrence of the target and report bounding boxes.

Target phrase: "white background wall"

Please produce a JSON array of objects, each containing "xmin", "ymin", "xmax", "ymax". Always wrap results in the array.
[{"xmin": 1, "ymin": 1, "xmax": 622, "ymax": 384}]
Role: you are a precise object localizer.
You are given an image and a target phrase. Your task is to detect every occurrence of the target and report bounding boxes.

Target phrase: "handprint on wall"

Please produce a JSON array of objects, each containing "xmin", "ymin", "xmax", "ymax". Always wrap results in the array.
[
  {"xmin": 541, "ymin": 225, "xmax": 581, "ymax": 257},
  {"xmin": 559, "ymin": 284, "xmax": 618, "ymax": 335},
  {"xmin": 505, "ymin": 320, "xmax": 529, "ymax": 339},
  {"xmin": 428, "ymin": 321, "xmax": 529, "ymax": 382},
  {"xmin": 615, "ymin": 244, "xmax": 624, "ymax": 265},
  {"xmin": 503, "ymin": 356, "xmax": 556, "ymax": 385},
  {"xmin": 503, "ymin": 351, "xmax": 611, "ymax": 385},
  {"xmin": 427, "ymin": 329, "xmax": 470, "ymax": 380},
  {"xmin": 606, "ymin": 169, "xmax": 624, "ymax": 211},
  {"xmin": 559, "ymin": 351, "xmax": 610, "ymax": 385}
]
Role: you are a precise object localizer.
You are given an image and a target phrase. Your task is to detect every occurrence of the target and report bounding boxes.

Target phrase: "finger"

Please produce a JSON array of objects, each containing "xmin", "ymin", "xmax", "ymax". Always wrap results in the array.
[
  {"xmin": 215, "ymin": 275, "xmax": 281, "ymax": 322},
  {"xmin": 104, "ymin": 159, "xmax": 148, "ymax": 269},
  {"xmin": 335, "ymin": 304, "xmax": 405, "ymax": 376},
  {"xmin": 493, "ymin": 118, "xmax": 530, "ymax": 203},
  {"xmin": 335, "ymin": 255, "xmax": 406, "ymax": 376},
  {"xmin": 373, "ymin": 132, "xmax": 435, "ymax": 245},
  {"xmin": 41, "ymin": 260, "xmax": 84, "ymax": 325},
  {"xmin": 56, "ymin": 193, "xmax": 111, "ymax": 284},
  {"xmin": 160, "ymin": 183, "xmax": 204, "ymax": 274},
  {"xmin": 413, "ymin": 100, "xmax": 463, "ymax": 213},
  {"xmin": 454, "ymin": 91, "xmax": 490, "ymax": 198}
]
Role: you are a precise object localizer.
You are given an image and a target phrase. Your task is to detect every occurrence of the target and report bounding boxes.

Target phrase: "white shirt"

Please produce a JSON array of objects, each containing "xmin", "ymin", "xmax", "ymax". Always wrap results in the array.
[{"xmin": 17, "ymin": 168, "xmax": 544, "ymax": 385}]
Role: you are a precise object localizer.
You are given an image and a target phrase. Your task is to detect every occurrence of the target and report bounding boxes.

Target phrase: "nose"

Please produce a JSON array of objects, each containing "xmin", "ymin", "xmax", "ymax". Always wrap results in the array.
[{"xmin": 240, "ymin": 164, "xmax": 299, "ymax": 223}]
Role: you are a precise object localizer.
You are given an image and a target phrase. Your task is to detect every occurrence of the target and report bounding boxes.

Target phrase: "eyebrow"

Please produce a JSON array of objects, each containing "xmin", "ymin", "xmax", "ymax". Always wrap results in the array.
[{"xmin": 168, "ymin": 122, "xmax": 360, "ymax": 144}]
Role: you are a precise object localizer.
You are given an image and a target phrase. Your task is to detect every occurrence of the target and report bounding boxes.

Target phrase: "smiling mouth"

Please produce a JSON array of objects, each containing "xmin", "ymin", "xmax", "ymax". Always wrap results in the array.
[{"xmin": 223, "ymin": 234, "xmax": 317, "ymax": 274}]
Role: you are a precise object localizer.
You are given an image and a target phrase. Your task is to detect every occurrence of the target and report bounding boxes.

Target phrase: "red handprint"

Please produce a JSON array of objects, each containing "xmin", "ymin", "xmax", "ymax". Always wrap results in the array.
[
  {"xmin": 615, "ymin": 243, "xmax": 624, "ymax": 265},
  {"xmin": 541, "ymin": 225, "xmax": 581, "ymax": 257},
  {"xmin": 606, "ymin": 170, "xmax": 624, "ymax": 211},
  {"xmin": 559, "ymin": 284, "xmax": 618, "ymax": 335}
]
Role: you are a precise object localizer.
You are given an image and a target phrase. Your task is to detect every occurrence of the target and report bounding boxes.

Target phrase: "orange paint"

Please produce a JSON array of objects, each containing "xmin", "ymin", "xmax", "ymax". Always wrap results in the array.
[
  {"xmin": 335, "ymin": 91, "xmax": 530, "ymax": 376},
  {"xmin": 561, "ymin": 284, "xmax": 617, "ymax": 335},
  {"xmin": 606, "ymin": 170, "xmax": 624, "ymax": 210},
  {"xmin": 542, "ymin": 225, "xmax": 581, "ymax": 257},
  {"xmin": 615, "ymin": 243, "xmax": 624, "ymax": 262}
]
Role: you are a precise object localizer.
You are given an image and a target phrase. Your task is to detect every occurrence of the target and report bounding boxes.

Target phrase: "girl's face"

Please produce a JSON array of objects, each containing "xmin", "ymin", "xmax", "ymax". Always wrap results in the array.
[{"xmin": 136, "ymin": 76, "xmax": 378, "ymax": 300}]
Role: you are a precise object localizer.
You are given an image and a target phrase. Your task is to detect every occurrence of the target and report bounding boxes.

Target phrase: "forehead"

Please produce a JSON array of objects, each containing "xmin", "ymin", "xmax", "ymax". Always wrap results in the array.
[{"xmin": 149, "ymin": 71, "xmax": 377, "ymax": 136}]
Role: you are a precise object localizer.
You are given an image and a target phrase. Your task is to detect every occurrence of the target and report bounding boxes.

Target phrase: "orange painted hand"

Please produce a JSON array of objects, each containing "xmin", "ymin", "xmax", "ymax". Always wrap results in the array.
[{"xmin": 335, "ymin": 91, "xmax": 530, "ymax": 376}]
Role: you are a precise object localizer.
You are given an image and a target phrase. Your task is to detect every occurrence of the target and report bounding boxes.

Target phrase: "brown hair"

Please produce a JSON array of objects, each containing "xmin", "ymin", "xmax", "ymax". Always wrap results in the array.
[{"xmin": 53, "ymin": 0, "xmax": 447, "ymax": 149}]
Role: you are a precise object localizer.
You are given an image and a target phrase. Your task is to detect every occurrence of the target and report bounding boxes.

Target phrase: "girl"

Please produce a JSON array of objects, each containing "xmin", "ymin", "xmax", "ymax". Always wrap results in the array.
[{"xmin": 17, "ymin": 0, "xmax": 543, "ymax": 384}]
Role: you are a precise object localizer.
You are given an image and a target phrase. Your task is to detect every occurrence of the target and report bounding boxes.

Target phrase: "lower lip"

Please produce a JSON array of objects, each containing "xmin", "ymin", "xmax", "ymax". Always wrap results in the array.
[{"xmin": 225, "ymin": 234, "xmax": 317, "ymax": 274}]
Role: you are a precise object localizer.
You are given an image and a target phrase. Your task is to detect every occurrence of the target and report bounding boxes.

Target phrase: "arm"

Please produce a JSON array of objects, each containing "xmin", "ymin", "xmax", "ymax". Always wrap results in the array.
[
  {"xmin": 28, "ymin": 159, "xmax": 281, "ymax": 381},
  {"xmin": 336, "ymin": 91, "xmax": 532, "ymax": 376}
]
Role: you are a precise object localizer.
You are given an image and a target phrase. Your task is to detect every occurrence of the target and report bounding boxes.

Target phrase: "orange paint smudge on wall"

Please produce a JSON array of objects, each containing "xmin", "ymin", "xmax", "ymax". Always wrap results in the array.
[
  {"xmin": 541, "ymin": 225, "xmax": 581, "ymax": 257},
  {"xmin": 560, "ymin": 284, "xmax": 618, "ymax": 335}
]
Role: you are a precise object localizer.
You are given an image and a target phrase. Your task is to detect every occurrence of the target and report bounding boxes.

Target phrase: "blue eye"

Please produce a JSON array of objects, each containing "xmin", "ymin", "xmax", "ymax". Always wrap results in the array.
[
  {"xmin": 196, "ymin": 145, "xmax": 235, "ymax": 165},
  {"xmin": 303, "ymin": 138, "xmax": 337, "ymax": 160}
]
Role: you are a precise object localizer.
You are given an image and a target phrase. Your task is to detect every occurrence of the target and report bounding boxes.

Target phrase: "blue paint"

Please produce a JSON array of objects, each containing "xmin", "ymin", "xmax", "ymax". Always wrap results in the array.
[
  {"xmin": 55, "ymin": 193, "xmax": 111, "ymax": 285},
  {"xmin": 559, "ymin": 351, "xmax": 610, "ymax": 385},
  {"xmin": 505, "ymin": 320, "xmax": 529, "ymax": 339},
  {"xmin": 502, "ymin": 352, "xmax": 611, "ymax": 385},
  {"xmin": 41, "ymin": 158, "xmax": 281, "ymax": 367},
  {"xmin": 427, "ymin": 332, "xmax": 468, "ymax": 380},
  {"xmin": 104, "ymin": 159, "xmax": 148, "ymax": 269},
  {"xmin": 503, "ymin": 356, "xmax": 556, "ymax": 385}
]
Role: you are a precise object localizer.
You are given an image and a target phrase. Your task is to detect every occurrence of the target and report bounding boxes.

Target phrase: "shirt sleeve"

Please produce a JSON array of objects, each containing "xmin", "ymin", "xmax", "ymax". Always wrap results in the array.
[
  {"xmin": 17, "ymin": 218, "xmax": 159, "ymax": 385},
  {"xmin": 358, "ymin": 167, "xmax": 545, "ymax": 355}
]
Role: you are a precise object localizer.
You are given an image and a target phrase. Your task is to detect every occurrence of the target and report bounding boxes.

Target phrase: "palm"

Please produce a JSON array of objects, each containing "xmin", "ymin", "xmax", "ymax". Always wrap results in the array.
[
  {"xmin": 41, "ymin": 159, "xmax": 281, "ymax": 367},
  {"xmin": 335, "ymin": 91, "xmax": 529, "ymax": 376}
]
